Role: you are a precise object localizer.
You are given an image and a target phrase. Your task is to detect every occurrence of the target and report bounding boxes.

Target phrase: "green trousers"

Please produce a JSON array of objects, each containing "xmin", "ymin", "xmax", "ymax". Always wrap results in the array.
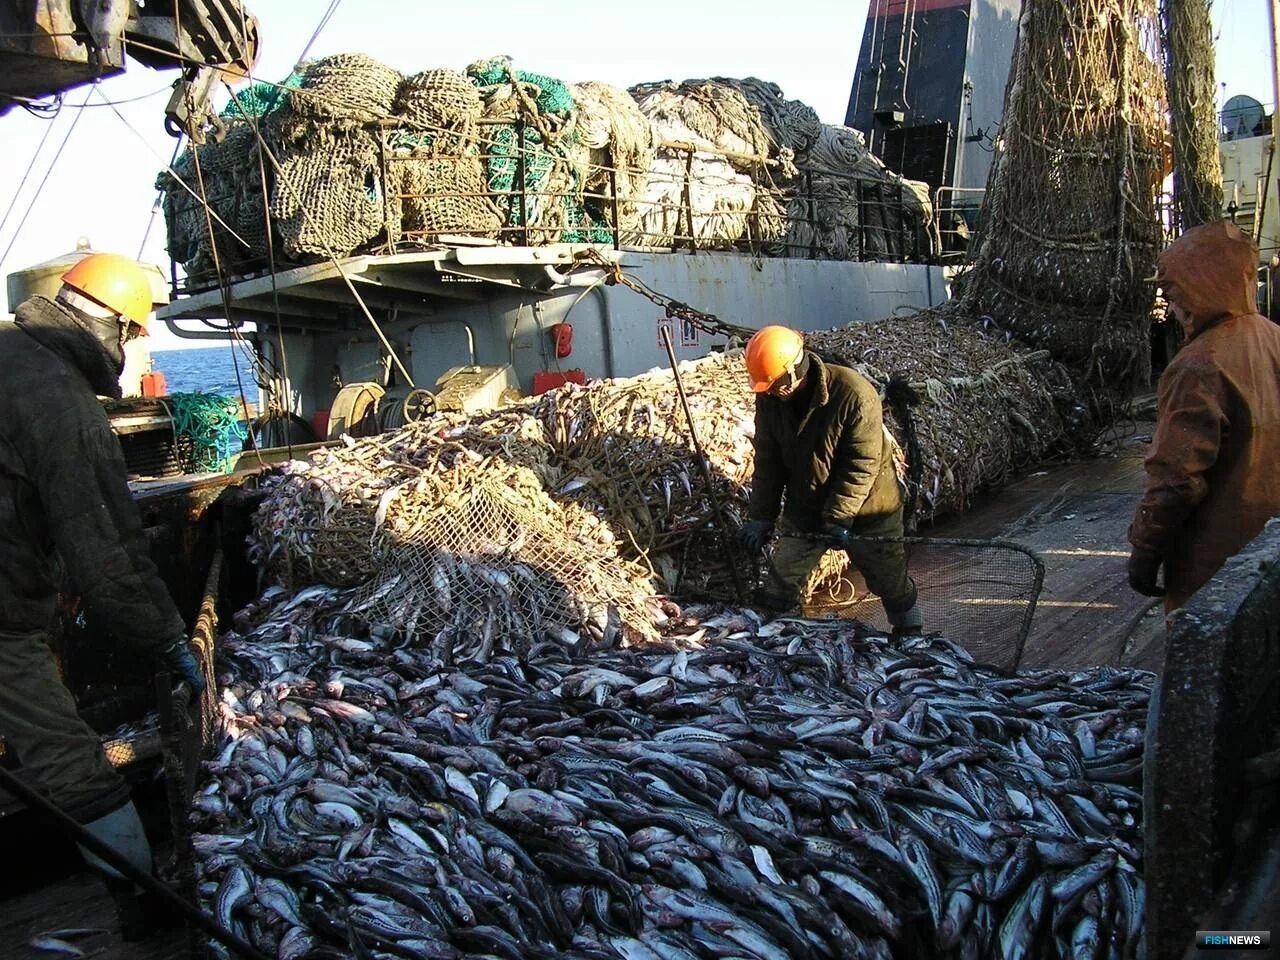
[
  {"xmin": 763, "ymin": 508, "xmax": 917, "ymax": 616},
  {"xmin": 0, "ymin": 630, "xmax": 129, "ymax": 822}
]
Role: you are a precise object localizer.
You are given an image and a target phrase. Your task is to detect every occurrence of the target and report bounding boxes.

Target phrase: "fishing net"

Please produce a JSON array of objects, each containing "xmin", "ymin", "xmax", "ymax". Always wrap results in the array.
[
  {"xmin": 1163, "ymin": 0, "xmax": 1222, "ymax": 229},
  {"xmin": 219, "ymin": 70, "xmax": 303, "ymax": 120},
  {"xmin": 158, "ymin": 122, "xmax": 267, "ymax": 280},
  {"xmin": 251, "ymin": 412, "xmax": 659, "ymax": 657},
  {"xmin": 571, "ymin": 81, "xmax": 655, "ymax": 242},
  {"xmin": 467, "ymin": 56, "xmax": 610, "ymax": 244},
  {"xmin": 268, "ymin": 127, "xmax": 391, "ymax": 260},
  {"xmin": 809, "ymin": 314, "xmax": 1076, "ymax": 524},
  {"xmin": 956, "ymin": 0, "xmax": 1166, "ymax": 399},
  {"xmin": 281, "ymin": 53, "xmax": 402, "ymax": 131},
  {"xmin": 166, "ymin": 392, "xmax": 250, "ymax": 474}
]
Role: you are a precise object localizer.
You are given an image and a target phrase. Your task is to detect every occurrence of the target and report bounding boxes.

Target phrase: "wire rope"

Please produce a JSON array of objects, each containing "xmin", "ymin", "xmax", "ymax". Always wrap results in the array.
[
  {"xmin": 0, "ymin": 86, "xmax": 93, "ymax": 273},
  {"xmin": 297, "ymin": 0, "xmax": 344, "ymax": 64},
  {"xmin": 0, "ymin": 104, "xmax": 62, "ymax": 245}
]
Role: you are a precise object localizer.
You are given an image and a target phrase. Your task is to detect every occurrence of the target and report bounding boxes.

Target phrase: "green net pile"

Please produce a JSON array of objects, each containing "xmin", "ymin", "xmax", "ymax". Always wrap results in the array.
[
  {"xmin": 467, "ymin": 60, "xmax": 610, "ymax": 244},
  {"xmin": 221, "ymin": 71, "xmax": 304, "ymax": 120},
  {"xmin": 168, "ymin": 393, "xmax": 250, "ymax": 473}
]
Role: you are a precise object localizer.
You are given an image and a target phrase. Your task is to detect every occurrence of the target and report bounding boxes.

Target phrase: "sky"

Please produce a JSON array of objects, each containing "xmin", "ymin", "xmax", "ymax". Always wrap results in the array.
[{"xmin": 0, "ymin": 0, "xmax": 1272, "ymax": 350}]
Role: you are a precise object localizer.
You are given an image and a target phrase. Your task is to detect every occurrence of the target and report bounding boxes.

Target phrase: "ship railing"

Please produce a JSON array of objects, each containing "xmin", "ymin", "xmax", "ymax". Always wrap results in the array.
[
  {"xmin": 170, "ymin": 119, "xmax": 940, "ymax": 296},
  {"xmin": 932, "ymin": 185, "xmax": 986, "ymax": 263},
  {"xmin": 377, "ymin": 120, "xmax": 937, "ymax": 262}
]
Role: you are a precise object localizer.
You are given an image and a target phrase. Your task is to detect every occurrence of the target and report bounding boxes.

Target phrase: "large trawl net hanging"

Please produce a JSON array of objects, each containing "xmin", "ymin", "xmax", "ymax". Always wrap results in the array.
[{"xmin": 957, "ymin": 0, "xmax": 1167, "ymax": 400}]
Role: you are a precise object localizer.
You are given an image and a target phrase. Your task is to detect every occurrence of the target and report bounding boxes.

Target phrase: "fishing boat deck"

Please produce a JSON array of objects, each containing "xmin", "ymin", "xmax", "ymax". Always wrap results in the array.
[
  {"xmin": 0, "ymin": 425, "xmax": 1165, "ymax": 957},
  {"xmin": 924, "ymin": 421, "xmax": 1164, "ymax": 673},
  {"xmin": 0, "ymin": 874, "xmax": 186, "ymax": 960}
]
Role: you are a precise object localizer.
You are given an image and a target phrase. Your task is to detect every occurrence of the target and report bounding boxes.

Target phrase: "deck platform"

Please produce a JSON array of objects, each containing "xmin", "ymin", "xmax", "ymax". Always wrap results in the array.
[{"xmin": 0, "ymin": 429, "xmax": 1168, "ymax": 956}]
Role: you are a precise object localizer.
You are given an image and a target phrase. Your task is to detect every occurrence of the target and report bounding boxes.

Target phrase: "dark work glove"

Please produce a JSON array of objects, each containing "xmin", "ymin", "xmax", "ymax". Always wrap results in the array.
[
  {"xmin": 1127, "ymin": 549, "xmax": 1166, "ymax": 597},
  {"xmin": 822, "ymin": 521, "xmax": 851, "ymax": 550},
  {"xmin": 739, "ymin": 519, "xmax": 775, "ymax": 556},
  {"xmin": 156, "ymin": 637, "xmax": 206, "ymax": 696}
]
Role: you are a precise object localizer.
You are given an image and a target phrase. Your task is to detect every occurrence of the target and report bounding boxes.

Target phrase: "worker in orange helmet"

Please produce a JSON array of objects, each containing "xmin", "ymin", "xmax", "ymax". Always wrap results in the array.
[
  {"xmin": 1128, "ymin": 221, "xmax": 1280, "ymax": 611},
  {"xmin": 0, "ymin": 253, "xmax": 204, "ymax": 939},
  {"xmin": 739, "ymin": 325, "xmax": 923, "ymax": 634}
]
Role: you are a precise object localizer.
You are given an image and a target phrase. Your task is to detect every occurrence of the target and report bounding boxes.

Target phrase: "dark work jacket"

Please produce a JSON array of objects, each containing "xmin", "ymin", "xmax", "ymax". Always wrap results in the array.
[
  {"xmin": 0, "ymin": 297, "xmax": 185, "ymax": 649},
  {"xmin": 748, "ymin": 353, "xmax": 901, "ymax": 531}
]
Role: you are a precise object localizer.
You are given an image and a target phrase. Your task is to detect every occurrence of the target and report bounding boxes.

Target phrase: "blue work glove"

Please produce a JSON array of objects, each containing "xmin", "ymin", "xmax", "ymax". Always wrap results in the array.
[
  {"xmin": 822, "ymin": 521, "xmax": 851, "ymax": 550},
  {"xmin": 155, "ymin": 637, "xmax": 206, "ymax": 696},
  {"xmin": 739, "ymin": 519, "xmax": 775, "ymax": 556}
]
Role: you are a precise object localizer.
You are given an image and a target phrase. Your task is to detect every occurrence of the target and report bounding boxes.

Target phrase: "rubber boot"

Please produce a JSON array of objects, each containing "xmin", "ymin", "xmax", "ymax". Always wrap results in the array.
[
  {"xmin": 78, "ymin": 801, "xmax": 160, "ymax": 941},
  {"xmin": 888, "ymin": 601, "xmax": 924, "ymax": 640}
]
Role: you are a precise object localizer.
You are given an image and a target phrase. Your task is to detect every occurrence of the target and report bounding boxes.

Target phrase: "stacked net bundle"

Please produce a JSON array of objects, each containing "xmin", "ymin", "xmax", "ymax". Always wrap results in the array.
[
  {"xmin": 629, "ymin": 79, "xmax": 788, "ymax": 249},
  {"xmin": 809, "ymin": 315, "xmax": 1076, "ymax": 524},
  {"xmin": 570, "ymin": 81, "xmax": 656, "ymax": 243},
  {"xmin": 713, "ymin": 75, "xmax": 823, "ymax": 156},
  {"xmin": 779, "ymin": 123, "xmax": 934, "ymax": 260},
  {"xmin": 957, "ymin": 0, "xmax": 1166, "ymax": 399},
  {"xmin": 389, "ymin": 69, "xmax": 502, "ymax": 240},
  {"xmin": 266, "ymin": 54, "xmax": 403, "ymax": 259},
  {"xmin": 157, "ymin": 122, "xmax": 267, "ymax": 280},
  {"xmin": 468, "ymin": 56, "xmax": 610, "ymax": 245}
]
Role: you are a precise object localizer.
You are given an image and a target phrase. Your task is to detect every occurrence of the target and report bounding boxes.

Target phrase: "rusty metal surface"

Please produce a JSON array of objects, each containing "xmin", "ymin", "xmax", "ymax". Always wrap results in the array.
[{"xmin": 1145, "ymin": 520, "xmax": 1280, "ymax": 959}]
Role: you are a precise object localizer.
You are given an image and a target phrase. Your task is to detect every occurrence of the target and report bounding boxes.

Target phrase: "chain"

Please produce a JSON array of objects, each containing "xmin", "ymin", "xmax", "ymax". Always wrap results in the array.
[{"xmin": 571, "ymin": 248, "xmax": 756, "ymax": 342}]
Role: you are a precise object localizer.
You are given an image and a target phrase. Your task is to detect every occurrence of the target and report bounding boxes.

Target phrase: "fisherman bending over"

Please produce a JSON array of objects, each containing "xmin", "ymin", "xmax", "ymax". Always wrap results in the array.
[
  {"xmin": 0, "ymin": 253, "xmax": 205, "ymax": 938},
  {"xmin": 738, "ymin": 325, "xmax": 923, "ymax": 634}
]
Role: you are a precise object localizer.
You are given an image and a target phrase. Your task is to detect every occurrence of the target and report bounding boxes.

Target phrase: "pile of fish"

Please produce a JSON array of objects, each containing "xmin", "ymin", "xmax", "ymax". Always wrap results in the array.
[
  {"xmin": 192, "ymin": 590, "xmax": 1152, "ymax": 959},
  {"xmin": 250, "ymin": 355, "xmax": 849, "ymax": 639}
]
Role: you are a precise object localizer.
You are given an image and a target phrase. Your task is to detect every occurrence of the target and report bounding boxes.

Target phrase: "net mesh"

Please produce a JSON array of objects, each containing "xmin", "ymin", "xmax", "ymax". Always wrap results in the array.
[
  {"xmin": 352, "ymin": 461, "xmax": 657, "ymax": 658},
  {"xmin": 957, "ymin": 0, "xmax": 1166, "ymax": 399},
  {"xmin": 1162, "ymin": 0, "xmax": 1222, "ymax": 229},
  {"xmin": 812, "ymin": 538, "xmax": 1044, "ymax": 674}
]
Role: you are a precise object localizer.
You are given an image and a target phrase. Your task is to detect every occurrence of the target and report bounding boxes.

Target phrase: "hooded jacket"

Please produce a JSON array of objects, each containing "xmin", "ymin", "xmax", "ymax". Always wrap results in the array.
[
  {"xmin": 0, "ymin": 296, "xmax": 185, "ymax": 648},
  {"xmin": 1128, "ymin": 221, "xmax": 1280, "ymax": 611},
  {"xmin": 749, "ymin": 353, "xmax": 901, "ymax": 531}
]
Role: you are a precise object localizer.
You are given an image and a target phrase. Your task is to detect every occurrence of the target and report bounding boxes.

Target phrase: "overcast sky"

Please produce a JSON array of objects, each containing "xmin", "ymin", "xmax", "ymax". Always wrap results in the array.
[{"xmin": 0, "ymin": 0, "xmax": 1271, "ymax": 349}]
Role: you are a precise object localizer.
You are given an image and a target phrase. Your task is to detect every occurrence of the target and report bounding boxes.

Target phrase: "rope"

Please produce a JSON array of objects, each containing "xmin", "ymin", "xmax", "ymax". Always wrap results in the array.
[
  {"xmin": 0, "ymin": 87, "xmax": 91, "ymax": 272},
  {"xmin": 168, "ymin": 393, "xmax": 250, "ymax": 473}
]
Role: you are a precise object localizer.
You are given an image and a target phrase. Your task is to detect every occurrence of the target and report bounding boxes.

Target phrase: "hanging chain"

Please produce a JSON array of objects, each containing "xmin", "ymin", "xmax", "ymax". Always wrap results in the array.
[{"xmin": 571, "ymin": 248, "xmax": 757, "ymax": 342}]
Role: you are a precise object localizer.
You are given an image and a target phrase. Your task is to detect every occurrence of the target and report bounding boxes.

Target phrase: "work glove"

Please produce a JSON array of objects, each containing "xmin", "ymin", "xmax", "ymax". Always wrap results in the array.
[
  {"xmin": 821, "ymin": 521, "xmax": 851, "ymax": 550},
  {"xmin": 155, "ymin": 637, "xmax": 206, "ymax": 696},
  {"xmin": 1127, "ymin": 549, "xmax": 1166, "ymax": 598},
  {"xmin": 739, "ymin": 519, "xmax": 775, "ymax": 556}
]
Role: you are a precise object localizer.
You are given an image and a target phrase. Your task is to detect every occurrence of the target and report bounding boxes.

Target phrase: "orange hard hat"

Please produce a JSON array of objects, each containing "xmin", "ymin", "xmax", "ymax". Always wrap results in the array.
[
  {"xmin": 61, "ymin": 253, "xmax": 154, "ymax": 329},
  {"xmin": 744, "ymin": 325, "xmax": 805, "ymax": 392}
]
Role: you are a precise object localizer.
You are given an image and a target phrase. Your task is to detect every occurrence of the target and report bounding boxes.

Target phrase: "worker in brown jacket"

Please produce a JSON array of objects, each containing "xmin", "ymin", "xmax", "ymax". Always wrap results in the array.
[
  {"xmin": 739, "ymin": 326, "xmax": 923, "ymax": 633},
  {"xmin": 1128, "ymin": 221, "xmax": 1280, "ymax": 611}
]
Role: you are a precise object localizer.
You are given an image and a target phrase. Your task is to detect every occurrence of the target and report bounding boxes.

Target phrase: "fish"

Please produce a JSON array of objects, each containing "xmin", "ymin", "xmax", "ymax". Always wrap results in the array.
[{"xmin": 195, "ymin": 587, "xmax": 1152, "ymax": 960}]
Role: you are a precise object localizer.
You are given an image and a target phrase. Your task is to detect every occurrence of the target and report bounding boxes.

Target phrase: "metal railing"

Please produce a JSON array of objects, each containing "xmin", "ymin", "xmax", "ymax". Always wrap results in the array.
[{"xmin": 168, "ymin": 120, "xmax": 939, "ymax": 295}]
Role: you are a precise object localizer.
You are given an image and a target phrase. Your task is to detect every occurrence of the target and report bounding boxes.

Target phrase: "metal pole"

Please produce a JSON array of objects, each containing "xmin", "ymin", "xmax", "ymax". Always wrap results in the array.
[
  {"xmin": 0, "ymin": 764, "xmax": 272, "ymax": 960},
  {"xmin": 658, "ymin": 325, "xmax": 747, "ymax": 602}
]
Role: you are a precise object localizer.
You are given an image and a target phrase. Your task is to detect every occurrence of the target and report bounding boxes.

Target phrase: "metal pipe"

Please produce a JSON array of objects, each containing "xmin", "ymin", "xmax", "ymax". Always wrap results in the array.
[
  {"xmin": 658, "ymin": 325, "xmax": 746, "ymax": 602},
  {"xmin": 0, "ymin": 764, "xmax": 272, "ymax": 960}
]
